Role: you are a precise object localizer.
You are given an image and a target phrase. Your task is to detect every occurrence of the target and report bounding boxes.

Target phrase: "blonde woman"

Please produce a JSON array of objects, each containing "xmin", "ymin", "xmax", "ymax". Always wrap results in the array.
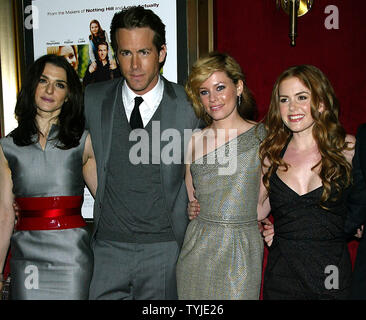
[{"xmin": 176, "ymin": 52, "xmax": 265, "ymax": 300}]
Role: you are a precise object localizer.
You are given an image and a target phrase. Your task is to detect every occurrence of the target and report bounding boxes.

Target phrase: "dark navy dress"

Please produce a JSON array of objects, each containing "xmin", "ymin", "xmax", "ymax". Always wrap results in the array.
[{"xmin": 263, "ymin": 171, "xmax": 352, "ymax": 300}]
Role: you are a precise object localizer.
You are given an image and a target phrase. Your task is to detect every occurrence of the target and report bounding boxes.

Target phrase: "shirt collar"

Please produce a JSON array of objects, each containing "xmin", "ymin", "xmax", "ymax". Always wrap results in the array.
[{"xmin": 123, "ymin": 76, "xmax": 163, "ymax": 110}]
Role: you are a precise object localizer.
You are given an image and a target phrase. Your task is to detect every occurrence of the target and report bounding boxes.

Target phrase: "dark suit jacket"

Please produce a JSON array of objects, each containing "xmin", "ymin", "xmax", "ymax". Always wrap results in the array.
[
  {"xmin": 345, "ymin": 123, "xmax": 366, "ymax": 299},
  {"xmin": 84, "ymin": 76, "xmax": 201, "ymax": 248}
]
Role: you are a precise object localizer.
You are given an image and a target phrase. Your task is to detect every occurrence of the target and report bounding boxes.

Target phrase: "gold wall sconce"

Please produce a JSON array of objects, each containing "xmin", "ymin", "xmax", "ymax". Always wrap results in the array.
[{"xmin": 276, "ymin": 0, "xmax": 313, "ymax": 46}]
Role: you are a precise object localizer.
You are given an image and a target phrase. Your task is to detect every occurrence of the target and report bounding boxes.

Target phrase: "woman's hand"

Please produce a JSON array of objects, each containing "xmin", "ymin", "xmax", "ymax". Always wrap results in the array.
[
  {"xmin": 88, "ymin": 62, "xmax": 97, "ymax": 73},
  {"xmin": 187, "ymin": 199, "xmax": 200, "ymax": 220},
  {"xmin": 109, "ymin": 59, "xmax": 117, "ymax": 70},
  {"xmin": 12, "ymin": 201, "xmax": 19, "ymax": 225},
  {"xmin": 259, "ymin": 218, "xmax": 274, "ymax": 247},
  {"xmin": 355, "ymin": 225, "xmax": 364, "ymax": 238}
]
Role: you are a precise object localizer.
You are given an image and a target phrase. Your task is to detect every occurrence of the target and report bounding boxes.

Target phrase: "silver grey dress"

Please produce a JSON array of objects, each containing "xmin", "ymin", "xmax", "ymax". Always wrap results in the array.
[
  {"xmin": 176, "ymin": 124, "xmax": 265, "ymax": 300},
  {"xmin": 0, "ymin": 125, "xmax": 92, "ymax": 300}
]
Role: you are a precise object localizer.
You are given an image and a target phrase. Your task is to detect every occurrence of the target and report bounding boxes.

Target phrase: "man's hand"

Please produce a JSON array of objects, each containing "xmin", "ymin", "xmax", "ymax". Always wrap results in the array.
[{"xmin": 187, "ymin": 199, "xmax": 200, "ymax": 220}]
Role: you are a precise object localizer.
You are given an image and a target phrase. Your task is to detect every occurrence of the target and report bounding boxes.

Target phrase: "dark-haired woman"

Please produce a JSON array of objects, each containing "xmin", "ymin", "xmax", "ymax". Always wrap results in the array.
[
  {"xmin": 259, "ymin": 65, "xmax": 354, "ymax": 299},
  {"xmin": 0, "ymin": 54, "xmax": 97, "ymax": 299}
]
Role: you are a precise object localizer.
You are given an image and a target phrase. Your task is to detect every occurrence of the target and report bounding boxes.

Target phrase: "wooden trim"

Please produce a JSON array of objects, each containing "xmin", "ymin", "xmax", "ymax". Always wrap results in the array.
[
  {"xmin": 186, "ymin": 0, "xmax": 214, "ymax": 73},
  {"xmin": 0, "ymin": 0, "xmax": 19, "ymax": 135},
  {"xmin": 13, "ymin": 0, "xmax": 26, "ymax": 92}
]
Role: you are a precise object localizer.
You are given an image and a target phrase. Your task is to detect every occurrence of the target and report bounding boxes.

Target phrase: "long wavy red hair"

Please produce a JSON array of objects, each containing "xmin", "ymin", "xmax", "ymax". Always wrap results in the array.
[{"xmin": 259, "ymin": 65, "xmax": 352, "ymax": 205}]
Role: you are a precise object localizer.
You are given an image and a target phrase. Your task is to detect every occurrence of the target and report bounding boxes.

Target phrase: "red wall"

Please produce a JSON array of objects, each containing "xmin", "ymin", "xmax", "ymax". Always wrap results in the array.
[
  {"xmin": 214, "ymin": 0, "xmax": 365, "ymax": 298},
  {"xmin": 214, "ymin": 0, "xmax": 366, "ymax": 134}
]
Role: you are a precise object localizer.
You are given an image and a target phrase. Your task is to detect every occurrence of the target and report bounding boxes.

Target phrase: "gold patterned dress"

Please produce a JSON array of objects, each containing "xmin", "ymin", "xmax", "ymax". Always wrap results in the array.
[{"xmin": 176, "ymin": 124, "xmax": 265, "ymax": 300}]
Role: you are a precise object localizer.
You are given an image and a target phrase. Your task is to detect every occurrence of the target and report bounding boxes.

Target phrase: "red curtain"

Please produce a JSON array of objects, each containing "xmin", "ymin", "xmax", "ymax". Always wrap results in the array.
[
  {"xmin": 214, "ymin": 0, "xmax": 366, "ymax": 298},
  {"xmin": 214, "ymin": 0, "xmax": 366, "ymax": 134}
]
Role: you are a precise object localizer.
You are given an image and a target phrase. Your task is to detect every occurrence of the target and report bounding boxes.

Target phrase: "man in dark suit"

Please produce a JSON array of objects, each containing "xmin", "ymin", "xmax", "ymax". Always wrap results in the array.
[
  {"xmin": 345, "ymin": 123, "xmax": 366, "ymax": 299},
  {"xmin": 84, "ymin": 6, "xmax": 200, "ymax": 299}
]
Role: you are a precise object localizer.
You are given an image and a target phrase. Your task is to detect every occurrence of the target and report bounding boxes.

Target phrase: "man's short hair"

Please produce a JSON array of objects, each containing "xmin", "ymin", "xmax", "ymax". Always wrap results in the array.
[{"xmin": 110, "ymin": 6, "xmax": 166, "ymax": 56}]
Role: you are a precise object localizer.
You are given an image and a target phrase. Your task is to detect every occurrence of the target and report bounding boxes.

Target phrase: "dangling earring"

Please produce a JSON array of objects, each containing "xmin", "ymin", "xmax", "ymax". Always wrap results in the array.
[{"xmin": 237, "ymin": 95, "xmax": 242, "ymax": 107}]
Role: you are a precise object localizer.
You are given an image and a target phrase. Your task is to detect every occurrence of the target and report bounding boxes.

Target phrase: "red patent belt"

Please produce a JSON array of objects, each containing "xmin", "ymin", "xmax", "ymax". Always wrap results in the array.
[{"xmin": 15, "ymin": 196, "xmax": 86, "ymax": 231}]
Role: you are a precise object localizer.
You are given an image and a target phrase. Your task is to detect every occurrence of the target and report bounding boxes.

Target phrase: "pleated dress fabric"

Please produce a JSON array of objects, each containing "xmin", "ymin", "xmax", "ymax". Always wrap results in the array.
[
  {"xmin": 263, "ymin": 172, "xmax": 352, "ymax": 300},
  {"xmin": 176, "ymin": 124, "xmax": 265, "ymax": 300},
  {"xmin": 0, "ymin": 125, "xmax": 93, "ymax": 300}
]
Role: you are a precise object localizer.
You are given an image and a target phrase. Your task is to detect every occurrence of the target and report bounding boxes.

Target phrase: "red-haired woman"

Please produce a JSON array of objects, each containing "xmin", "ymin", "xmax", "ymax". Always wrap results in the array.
[{"xmin": 259, "ymin": 65, "xmax": 355, "ymax": 299}]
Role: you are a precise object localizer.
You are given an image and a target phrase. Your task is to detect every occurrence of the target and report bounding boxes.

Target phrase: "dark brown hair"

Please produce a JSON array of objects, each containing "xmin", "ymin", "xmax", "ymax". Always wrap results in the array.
[
  {"xmin": 110, "ymin": 6, "xmax": 166, "ymax": 68},
  {"xmin": 11, "ymin": 54, "xmax": 84, "ymax": 149}
]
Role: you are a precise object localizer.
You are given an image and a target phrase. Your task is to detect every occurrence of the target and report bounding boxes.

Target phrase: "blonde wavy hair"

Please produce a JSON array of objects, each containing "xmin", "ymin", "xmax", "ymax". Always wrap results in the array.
[
  {"xmin": 185, "ymin": 51, "xmax": 257, "ymax": 125},
  {"xmin": 259, "ymin": 64, "xmax": 352, "ymax": 205}
]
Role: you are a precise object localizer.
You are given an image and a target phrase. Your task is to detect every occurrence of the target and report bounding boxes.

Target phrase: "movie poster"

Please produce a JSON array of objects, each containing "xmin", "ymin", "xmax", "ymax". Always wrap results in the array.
[
  {"xmin": 32, "ymin": 0, "xmax": 177, "ymax": 83},
  {"xmin": 30, "ymin": 0, "xmax": 178, "ymax": 219}
]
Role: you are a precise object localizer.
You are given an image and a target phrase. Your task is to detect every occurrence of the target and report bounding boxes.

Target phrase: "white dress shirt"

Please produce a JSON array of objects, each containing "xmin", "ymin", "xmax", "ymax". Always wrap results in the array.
[{"xmin": 122, "ymin": 76, "xmax": 164, "ymax": 127}]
